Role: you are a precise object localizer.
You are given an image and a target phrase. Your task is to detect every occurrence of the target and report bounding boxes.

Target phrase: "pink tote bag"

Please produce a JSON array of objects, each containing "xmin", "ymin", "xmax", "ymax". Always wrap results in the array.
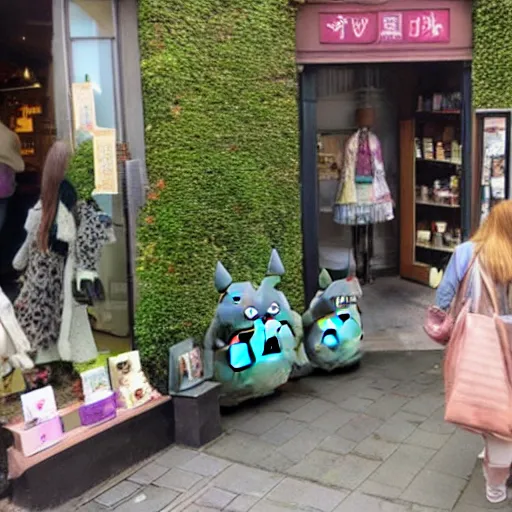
[{"xmin": 444, "ymin": 261, "xmax": 512, "ymax": 439}]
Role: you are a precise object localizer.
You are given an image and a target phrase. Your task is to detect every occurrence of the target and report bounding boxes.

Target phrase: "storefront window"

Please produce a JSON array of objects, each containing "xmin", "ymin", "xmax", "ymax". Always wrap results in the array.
[
  {"xmin": 67, "ymin": 0, "xmax": 119, "ymax": 216},
  {"xmin": 69, "ymin": 0, "xmax": 115, "ymax": 38},
  {"xmin": 66, "ymin": 0, "xmax": 129, "ymax": 341},
  {"xmin": 71, "ymin": 39, "xmax": 116, "ymax": 129},
  {"xmin": 68, "ymin": 0, "xmax": 118, "ymax": 132}
]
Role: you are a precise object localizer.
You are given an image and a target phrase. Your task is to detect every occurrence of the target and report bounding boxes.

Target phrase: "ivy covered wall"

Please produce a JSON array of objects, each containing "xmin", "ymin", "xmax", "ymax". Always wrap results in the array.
[
  {"xmin": 137, "ymin": 0, "xmax": 303, "ymax": 387},
  {"xmin": 473, "ymin": 1, "xmax": 512, "ymax": 108}
]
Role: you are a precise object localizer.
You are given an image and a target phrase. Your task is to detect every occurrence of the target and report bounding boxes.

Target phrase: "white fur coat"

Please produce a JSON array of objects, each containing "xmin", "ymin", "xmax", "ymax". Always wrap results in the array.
[{"xmin": 0, "ymin": 286, "xmax": 33, "ymax": 372}]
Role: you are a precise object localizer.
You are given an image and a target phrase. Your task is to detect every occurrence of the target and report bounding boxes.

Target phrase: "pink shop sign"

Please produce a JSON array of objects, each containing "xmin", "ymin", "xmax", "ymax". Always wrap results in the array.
[{"xmin": 320, "ymin": 10, "xmax": 450, "ymax": 45}]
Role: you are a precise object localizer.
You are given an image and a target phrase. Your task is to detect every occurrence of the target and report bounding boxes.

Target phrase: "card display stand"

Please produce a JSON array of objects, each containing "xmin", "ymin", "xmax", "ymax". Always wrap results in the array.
[{"xmin": 9, "ymin": 417, "xmax": 63, "ymax": 458}]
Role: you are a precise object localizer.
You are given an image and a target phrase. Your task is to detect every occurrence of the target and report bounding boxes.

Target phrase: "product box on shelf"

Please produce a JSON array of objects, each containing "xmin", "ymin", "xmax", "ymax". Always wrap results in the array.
[
  {"xmin": 11, "ymin": 385, "xmax": 65, "ymax": 456},
  {"xmin": 78, "ymin": 390, "xmax": 117, "ymax": 426},
  {"xmin": 10, "ymin": 416, "xmax": 64, "ymax": 457},
  {"xmin": 60, "ymin": 404, "xmax": 82, "ymax": 433}
]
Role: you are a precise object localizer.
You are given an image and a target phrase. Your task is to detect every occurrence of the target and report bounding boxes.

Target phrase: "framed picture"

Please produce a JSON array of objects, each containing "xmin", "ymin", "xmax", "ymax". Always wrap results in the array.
[
  {"xmin": 168, "ymin": 339, "xmax": 206, "ymax": 394},
  {"xmin": 491, "ymin": 156, "xmax": 505, "ymax": 178}
]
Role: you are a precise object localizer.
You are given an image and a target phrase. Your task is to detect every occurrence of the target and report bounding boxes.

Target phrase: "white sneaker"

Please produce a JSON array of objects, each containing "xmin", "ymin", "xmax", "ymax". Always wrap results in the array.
[
  {"xmin": 478, "ymin": 449, "xmax": 485, "ymax": 460},
  {"xmin": 486, "ymin": 483, "xmax": 507, "ymax": 504}
]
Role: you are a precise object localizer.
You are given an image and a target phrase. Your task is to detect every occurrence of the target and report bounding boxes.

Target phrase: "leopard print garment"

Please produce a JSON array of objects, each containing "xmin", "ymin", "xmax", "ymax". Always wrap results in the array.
[
  {"xmin": 75, "ymin": 200, "xmax": 113, "ymax": 272},
  {"xmin": 14, "ymin": 201, "xmax": 113, "ymax": 354},
  {"xmin": 14, "ymin": 242, "xmax": 66, "ymax": 351}
]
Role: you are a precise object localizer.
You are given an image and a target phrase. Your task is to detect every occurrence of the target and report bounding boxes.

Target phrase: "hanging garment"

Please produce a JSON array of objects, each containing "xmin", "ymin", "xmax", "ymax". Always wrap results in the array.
[
  {"xmin": 0, "ymin": 286, "xmax": 34, "ymax": 372},
  {"xmin": 334, "ymin": 128, "xmax": 394, "ymax": 226},
  {"xmin": 355, "ymin": 129, "xmax": 373, "ymax": 180},
  {"xmin": 13, "ymin": 184, "xmax": 115, "ymax": 364}
]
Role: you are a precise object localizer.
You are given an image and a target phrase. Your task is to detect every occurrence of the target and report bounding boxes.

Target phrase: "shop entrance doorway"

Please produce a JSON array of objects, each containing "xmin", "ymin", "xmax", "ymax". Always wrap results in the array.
[{"xmin": 312, "ymin": 61, "xmax": 470, "ymax": 349}]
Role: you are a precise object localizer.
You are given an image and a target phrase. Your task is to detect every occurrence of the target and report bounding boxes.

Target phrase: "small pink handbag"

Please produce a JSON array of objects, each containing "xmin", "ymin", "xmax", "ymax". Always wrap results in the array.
[
  {"xmin": 423, "ymin": 306, "xmax": 454, "ymax": 345},
  {"xmin": 423, "ymin": 255, "xmax": 476, "ymax": 346}
]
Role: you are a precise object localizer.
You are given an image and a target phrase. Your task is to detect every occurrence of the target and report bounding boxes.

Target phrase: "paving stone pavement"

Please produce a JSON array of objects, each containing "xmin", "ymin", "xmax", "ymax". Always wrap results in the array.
[{"xmin": 4, "ymin": 351, "xmax": 511, "ymax": 512}]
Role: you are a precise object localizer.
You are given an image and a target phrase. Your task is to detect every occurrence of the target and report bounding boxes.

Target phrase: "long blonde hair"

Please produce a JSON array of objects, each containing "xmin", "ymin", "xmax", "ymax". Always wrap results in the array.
[{"xmin": 472, "ymin": 200, "xmax": 512, "ymax": 284}]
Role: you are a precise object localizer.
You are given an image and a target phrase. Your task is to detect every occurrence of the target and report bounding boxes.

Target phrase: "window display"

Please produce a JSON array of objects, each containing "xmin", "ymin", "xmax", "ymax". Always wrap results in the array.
[
  {"xmin": 333, "ymin": 106, "xmax": 395, "ymax": 284},
  {"xmin": 12, "ymin": 142, "xmax": 116, "ymax": 365},
  {"xmin": 333, "ymin": 108, "xmax": 394, "ymax": 225},
  {"xmin": 5, "ymin": 349, "xmax": 160, "ymax": 463}
]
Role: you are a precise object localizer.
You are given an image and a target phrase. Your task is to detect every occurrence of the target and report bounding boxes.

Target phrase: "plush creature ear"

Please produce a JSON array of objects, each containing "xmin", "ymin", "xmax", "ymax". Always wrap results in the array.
[
  {"xmin": 214, "ymin": 261, "xmax": 232, "ymax": 293},
  {"xmin": 260, "ymin": 275, "xmax": 281, "ymax": 291},
  {"xmin": 267, "ymin": 248, "xmax": 285, "ymax": 276},
  {"xmin": 318, "ymin": 268, "xmax": 332, "ymax": 290}
]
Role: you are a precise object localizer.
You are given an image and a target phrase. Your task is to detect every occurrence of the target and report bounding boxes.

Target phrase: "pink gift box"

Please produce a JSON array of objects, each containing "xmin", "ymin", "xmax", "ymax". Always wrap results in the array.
[{"xmin": 10, "ymin": 416, "xmax": 64, "ymax": 457}]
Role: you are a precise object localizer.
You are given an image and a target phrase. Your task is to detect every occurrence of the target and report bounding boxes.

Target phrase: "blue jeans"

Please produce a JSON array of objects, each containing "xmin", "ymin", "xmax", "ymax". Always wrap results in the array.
[{"xmin": 0, "ymin": 198, "xmax": 8, "ymax": 233}]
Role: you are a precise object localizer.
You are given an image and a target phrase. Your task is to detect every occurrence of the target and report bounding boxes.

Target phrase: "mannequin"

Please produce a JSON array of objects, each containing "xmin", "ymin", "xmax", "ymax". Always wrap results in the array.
[
  {"xmin": 12, "ymin": 141, "xmax": 115, "ymax": 364},
  {"xmin": 333, "ymin": 107, "xmax": 394, "ymax": 284}
]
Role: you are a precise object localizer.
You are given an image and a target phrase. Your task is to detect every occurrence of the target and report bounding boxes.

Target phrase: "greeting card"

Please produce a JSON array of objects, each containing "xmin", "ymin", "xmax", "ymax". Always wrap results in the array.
[
  {"xmin": 80, "ymin": 366, "xmax": 111, "ymax": 402},
  {"xmin": 21, "ymin": 385, "xmax": 58, "ymax": 426},
  {"xmin": 168, "ymin": 339, "xmax": 207, "ymax": 393},
  {"xmin": 108, "ymin": 351, "xmax": 153, "ymax": 409}
]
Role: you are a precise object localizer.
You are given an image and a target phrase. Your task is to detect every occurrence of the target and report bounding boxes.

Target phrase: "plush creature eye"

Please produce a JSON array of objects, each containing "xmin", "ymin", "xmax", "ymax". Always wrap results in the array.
[
  {"xmin": 267, "ymin": 302, "xmax": 280, "ymax": 316},
  {"xmin": 244, "ymin": 306, "xmax": 259, "ymax": 320}
]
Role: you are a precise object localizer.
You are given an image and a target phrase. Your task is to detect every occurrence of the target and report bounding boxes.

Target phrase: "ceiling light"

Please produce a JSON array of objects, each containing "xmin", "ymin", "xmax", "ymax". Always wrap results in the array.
[{"xmin": 0, "ymin": 68, "xmax": 41, "ymax": 92}]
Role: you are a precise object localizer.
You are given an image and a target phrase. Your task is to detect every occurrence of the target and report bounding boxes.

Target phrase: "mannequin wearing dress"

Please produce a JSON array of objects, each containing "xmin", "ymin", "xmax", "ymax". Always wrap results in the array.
[{"xmin": 333, "ymin": 107, "xmax": 394, "ymax": 283}]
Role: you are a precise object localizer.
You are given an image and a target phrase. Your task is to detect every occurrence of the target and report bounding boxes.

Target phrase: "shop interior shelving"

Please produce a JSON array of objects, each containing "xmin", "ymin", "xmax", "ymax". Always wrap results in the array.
[{"xmin": 400, "ymin": 103, "xmax": 463, "ymax": 288}]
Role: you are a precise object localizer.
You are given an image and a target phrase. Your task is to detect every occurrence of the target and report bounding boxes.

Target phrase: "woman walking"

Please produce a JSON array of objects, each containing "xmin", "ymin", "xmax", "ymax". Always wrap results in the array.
[{"xmin": 436, "ymin": 200, "xmax": 512, "ymax": 504}]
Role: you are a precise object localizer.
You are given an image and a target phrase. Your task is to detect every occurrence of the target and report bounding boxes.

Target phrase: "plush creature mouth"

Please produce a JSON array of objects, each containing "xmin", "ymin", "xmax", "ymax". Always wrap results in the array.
[
  {"xmin": 227, "ymin": 319, "xmax": 293, "ymax": 347},
  {"xmin": 322, "ymin": 328, "xmax": 340, "ymax": 349},
  {"xmin": 225, "ymin": 318, "xmax": 292, "ymax": 372},
  {"xmin": 317, "ymin": 308, "xmax": 363, "ymax": 352},
  {"xmin": 230, "ymin": 330, "xmax": 280, "ymax": 357}
]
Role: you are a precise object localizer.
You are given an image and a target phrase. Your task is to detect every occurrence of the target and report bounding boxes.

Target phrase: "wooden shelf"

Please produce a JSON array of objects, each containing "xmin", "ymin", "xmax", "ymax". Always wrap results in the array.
[
  {"xmin": 7, "ymin": 396, "xmax": 171, "ymax": 480},
  {"xmin": 416, "ymin": 242, "xmax": 455, "ymax": 254},
  {"xmin": 416, "ymin": 158, "xmax": 461, "ymax": 166},
  {"xmin": 416, "ymin": 200, "xmax": 460, "ymax": 209},
  {"xmin": 416, "ymin": 110, "xmax": 461, "ymax": 115}
]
